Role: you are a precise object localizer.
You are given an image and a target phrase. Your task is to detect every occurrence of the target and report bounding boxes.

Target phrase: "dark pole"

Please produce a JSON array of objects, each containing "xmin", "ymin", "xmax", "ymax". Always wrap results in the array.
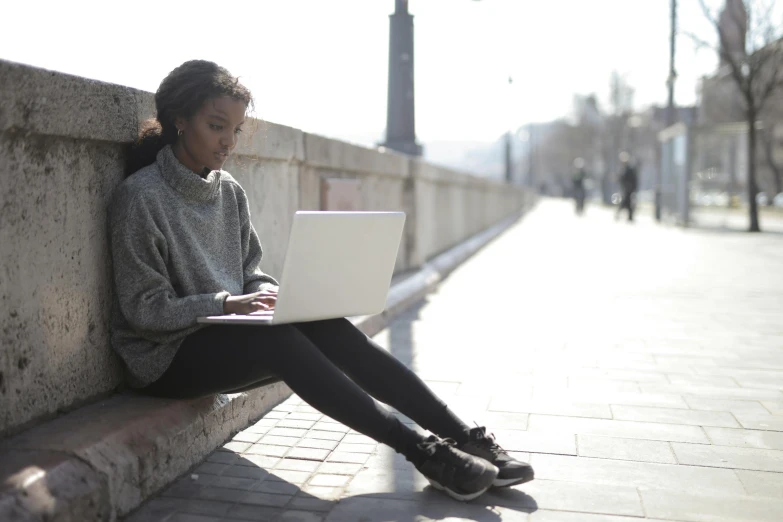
[
  {"xmin": 382, "ymin": 0, "xmax": 422, "ymax": 156},
  {"xmin": 658, "ymin": 0, "xmax": 677, "ymax": 220}
]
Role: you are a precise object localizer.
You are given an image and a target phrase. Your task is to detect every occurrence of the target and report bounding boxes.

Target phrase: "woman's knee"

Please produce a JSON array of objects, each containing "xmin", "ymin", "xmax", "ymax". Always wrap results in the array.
[{"xmin": 296, "ymin": 317, "xmax": 362, "ymax": 344}]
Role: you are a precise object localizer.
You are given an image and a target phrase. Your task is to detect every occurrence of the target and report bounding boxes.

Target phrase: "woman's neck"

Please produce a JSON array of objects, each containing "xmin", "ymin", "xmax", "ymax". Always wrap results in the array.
[{"xmin": 172, "ymin": 142, "xmax": 208, "ymax": 178}]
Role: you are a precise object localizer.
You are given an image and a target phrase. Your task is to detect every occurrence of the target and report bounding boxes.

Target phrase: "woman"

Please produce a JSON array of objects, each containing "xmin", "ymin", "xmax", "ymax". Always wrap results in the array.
[{"xmin": 109, "ymin": 60, "xmax": 533, "ymax": 502}]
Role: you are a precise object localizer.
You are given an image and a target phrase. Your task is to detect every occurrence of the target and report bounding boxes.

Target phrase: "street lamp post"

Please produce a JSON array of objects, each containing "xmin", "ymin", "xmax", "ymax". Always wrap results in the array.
[
  {"xmin": 658, "ymin": 0, "xmax": 677, "ymax": 221},
  {"xmin": 382, "ymin": 0, "xmax": 422, "ymax": 156}
]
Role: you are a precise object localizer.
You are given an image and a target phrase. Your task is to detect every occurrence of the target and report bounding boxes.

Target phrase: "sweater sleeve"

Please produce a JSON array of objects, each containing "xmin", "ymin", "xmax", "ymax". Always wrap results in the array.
[
  {"xmin": 110, "ymin": 195, "xmax": 229, "ymax": 333},
  {"xmin": 237, "ymin": 188, "xmax": 279, "ymax": 294}
]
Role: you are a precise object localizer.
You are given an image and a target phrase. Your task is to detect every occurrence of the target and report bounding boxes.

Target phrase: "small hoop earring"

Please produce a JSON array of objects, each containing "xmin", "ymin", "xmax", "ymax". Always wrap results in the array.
[{"xmin": 177, "ymin": 129, "xmax": 183, "ymax": 137}]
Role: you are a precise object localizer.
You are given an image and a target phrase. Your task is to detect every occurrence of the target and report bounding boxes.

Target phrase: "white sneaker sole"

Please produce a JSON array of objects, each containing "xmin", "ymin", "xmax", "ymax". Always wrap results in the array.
[
  {"xmin": 426, "ymin": 478, "xmax": 491, "ymax": 502},
  {"xmin": 493, "ymin": 474, "xmax": 535, "ymax": 488}
]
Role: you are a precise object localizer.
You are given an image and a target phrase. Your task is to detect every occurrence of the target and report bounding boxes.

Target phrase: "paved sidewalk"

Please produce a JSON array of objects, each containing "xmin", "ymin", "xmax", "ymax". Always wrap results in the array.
[{"xmin": 126, "ymin": 200, "xmax": 783, "ymax": 522}]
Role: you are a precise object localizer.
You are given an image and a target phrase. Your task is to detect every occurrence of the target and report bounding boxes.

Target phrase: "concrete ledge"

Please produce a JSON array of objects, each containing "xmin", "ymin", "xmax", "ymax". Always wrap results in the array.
[{"xmin": 0, "ymin": 207, "xmax": 530, "ymax": 521}]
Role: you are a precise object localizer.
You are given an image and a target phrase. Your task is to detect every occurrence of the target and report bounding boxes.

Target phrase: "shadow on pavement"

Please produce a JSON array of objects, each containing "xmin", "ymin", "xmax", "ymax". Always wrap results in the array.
[{"xmin": 328, "ymin": 488, "xmax": 538, "ymax": 521}]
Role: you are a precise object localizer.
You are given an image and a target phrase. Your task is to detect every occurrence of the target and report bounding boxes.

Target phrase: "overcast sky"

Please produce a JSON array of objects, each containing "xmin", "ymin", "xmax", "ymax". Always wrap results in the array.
[{"xmin": 3, "ymin": 0, "xmax": 729, "ymax": 145}]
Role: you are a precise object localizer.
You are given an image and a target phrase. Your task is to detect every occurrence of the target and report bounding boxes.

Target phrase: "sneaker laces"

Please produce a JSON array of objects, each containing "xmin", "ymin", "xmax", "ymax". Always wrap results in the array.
[
  {"xmin": 418, "ymin": 436, "xmax": 459, "ymax": 457},
  {"xmin": 471, "ymin": 425, "xmax": 509, "ymax": 459}
]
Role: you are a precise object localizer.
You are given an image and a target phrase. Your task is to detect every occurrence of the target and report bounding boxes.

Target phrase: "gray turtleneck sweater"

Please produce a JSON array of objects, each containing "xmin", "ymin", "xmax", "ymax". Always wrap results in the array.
[{"xmin": 108, "ymin": 145, "xmax": 278, "ymax": 387}]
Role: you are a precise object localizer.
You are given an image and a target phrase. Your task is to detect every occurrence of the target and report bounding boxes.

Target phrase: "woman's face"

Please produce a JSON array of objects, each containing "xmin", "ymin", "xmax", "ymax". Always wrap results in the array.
[{"xmin": 174, "ymin": 96, "xmax": 247, "ymax": 174}]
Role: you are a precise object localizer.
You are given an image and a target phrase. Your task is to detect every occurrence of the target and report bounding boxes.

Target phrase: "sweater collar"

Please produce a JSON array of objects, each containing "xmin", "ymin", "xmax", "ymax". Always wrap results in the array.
[{"xmin": 156, "ymin": 145, "xmax": 222, "ymax": 202}]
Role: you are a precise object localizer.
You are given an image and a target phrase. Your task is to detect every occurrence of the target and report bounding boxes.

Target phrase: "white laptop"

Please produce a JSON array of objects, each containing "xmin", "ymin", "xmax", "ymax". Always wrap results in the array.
[{"xmin": 197, "ymin": 211, "xmax": 406, "ymax": 325}]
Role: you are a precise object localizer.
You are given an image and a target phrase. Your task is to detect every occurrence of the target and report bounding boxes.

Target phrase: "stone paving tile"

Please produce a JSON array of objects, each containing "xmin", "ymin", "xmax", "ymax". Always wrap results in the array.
[
  {"xmin": 667, "ymin": 373, "xmax": 740, "ymax": 387},
  {"xmin": 286, "ymin": 494, "xmax": 336, "ymax": 512},
  {"xmin": 325, "ymin": 497, "xmax": 530, "ymax": 522},
  {"xmin": 206, "ymin": 451, "xmax": 240, "ymax": 465},
  {"xmin": 311, "ymin": 422, "xmax": 350, "ymax": 433},
  {"xmin": 269, "ymin": 427, "xmax": 309, "ymax": 438},
  {"xmin": 245, "ymin": 444, "xmax": 290, "ymax": 458},
  {"xmin": 218, "ymin": 465, "xmax": 270, "ymax": 481},
  {"xmin": 285, "ymin": 412, "xmax": 323, "ymax": 422},
  {"xmin": 732, "ymin": 412, "xmax": 783, "ymax": 431},
  {"xmin": 484, "ymin": 479, "xmax": 644, "ymax": 517},
  {"xmin": 640, "ymin": 383, "xmax": 783, "ymax": 401},
  {"xmin": 534, "ymin": 389, "xmax": 690, "ymax": 409},
  {"xmin": 671, "ymin": 442, "xmax": 783, "ymax": 473},
  {"xmin": 576, "ymin": 434, "xmax": 677, "ymax": 464},
  {"xmin": 299, "ymin": 485, "xmax": 344, "ymax": 501},
  {"xmin": 124, "ymin": 498, "xmax": 182, "ymax": 521},
  {"xmin": 266, "ymin": 469, "xmax": 313, "ymax": 485},
  {"xmin": 325, "ymin": 451, "xmax": 371, "ymax": 464},
  {"xmin": 221, "ymin": 503, "xmax": 281, "ymax": 520},
  {"xmin": 492, "ymin": 430, "xmax": 577, "ymax": 455},
  {"xmin": 277, "ymin": 510, "xmax": 325, "ymax": 522},
  {"xmin": 761, "ymin": 401, "xmax": 783, "ymax": 415},
  {"xmin": 230, "ymin": 431, "xmax": 264, "ymax": 444},
  {"xmin": 304, "ymin": 430, "xmax": 345, "ymax": 441},
  {"xmin": 308, "ymin": 474, "xmax": 352, "ymax": 488},
  {"xmin": 274, "ymin": 459, "xmax": 322, "ymax": 473},
  {"xmin": 467, "ymin": 411, "xmax": 530, "ymax": 430},
  {"xmin": 341, "ymin": 434, "xmax": 375, "ymax": 445},
  {"xmin": 286, "ymin": 447, "xmax": 331, "ymax": 461},
  {"xmin": 253, "ymin": 479, "xmax": 301, "ymax": 495},
  {"xmin": 168, "ymin": 514, "xmax": 220, "ymax": 522},
  {"xmin": 263, "ymin": 410, "xmax": 290, "ymax": 419},
  {"xmin": 315, "ymin": 462, "xmax": 363, "ymax": 475},
  {"xmin": 735, "ymin": 469, "xmax": 783, "ymax": 497},
  {"xmin": 527, "ymin": 414, "xmax": 711, "ymax": 443},
  {"xmin": 343, "ymin": 467, "xmax": 428, "ymax": 500},
  {"xmin": 169, "ymin": 499, "xmax": 234, "ymax": 518},
  {"xmin": 567, "ymin": 378, "xmax": 641, "ymax": 393},
  {"xmin": 277, "ymin": 419, "xmax": 317, "ymax": 430},
  {"xmin": 222, "ymin": 441, "xmax": 252, "ymax": 453},
  {"xmin": 262, "ymin": 435, "xmax": 303, "ymax": 447},
  {"xmin": 488, "ymin": 398, "xmax": 613, "ymax": 419},
  {"xmin": 610, "ymin": 404, "xmax": 741, "ymax": 428},
  {"xmin": 683, "ymin": 397, "xmax": 771, "ymax": 415},
  {"xmin": 704, "ymin": 426, "xmax": 783, "ymax": 450},
  {"xmin": 237, "ymin": 454, "xmax": 280, "ymax": 468},
  {"xmin": 162, "ymin": 482, "xmax": 292, "ymax": 508},
  {"xmin": 193, "ymin": 462, "xmax": 227, "ymax": 476},
  {"xmin": 640, "ymin": 489, "xmax": 783, "ymax": 521},
  {"xmin": 529, "ymin": 453, "xmax": 746, "ymax": 496},
  {"xmin": 528, "ymin": 511, "xmax": 676, "ymax": 522},
  {"xmin": 296, "ymin": 438, "xmax": 339, "ymax": 451}
]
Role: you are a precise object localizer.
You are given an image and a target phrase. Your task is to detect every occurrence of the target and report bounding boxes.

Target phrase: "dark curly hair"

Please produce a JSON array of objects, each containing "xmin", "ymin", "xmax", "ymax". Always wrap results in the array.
[{"xmin": 126, "ymin": 60, "xmax": 254, "ymax": 176}]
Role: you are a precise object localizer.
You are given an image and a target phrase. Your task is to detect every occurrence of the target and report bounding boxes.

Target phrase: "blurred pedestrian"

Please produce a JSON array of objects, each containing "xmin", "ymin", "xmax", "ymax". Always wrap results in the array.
[
  {"xmin": 572, "ymin": 158, "xmax": 587, "ymax": 215},
  {"xmin": 615, "ymin": 152, "xmax": 637, "ymax": 222}
]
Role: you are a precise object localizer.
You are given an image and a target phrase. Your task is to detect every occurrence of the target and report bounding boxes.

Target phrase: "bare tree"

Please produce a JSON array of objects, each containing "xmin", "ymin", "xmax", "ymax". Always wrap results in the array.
[{"xmin": 696, "ymin": 0, "xmax": 783, "ymax": 231}]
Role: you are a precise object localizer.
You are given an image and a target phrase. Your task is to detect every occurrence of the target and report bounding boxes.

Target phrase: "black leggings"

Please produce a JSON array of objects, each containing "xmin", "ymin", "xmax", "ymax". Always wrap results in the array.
[{"xmin": 142, "ymin": 318, "xmax": 470, "ymax": 464}]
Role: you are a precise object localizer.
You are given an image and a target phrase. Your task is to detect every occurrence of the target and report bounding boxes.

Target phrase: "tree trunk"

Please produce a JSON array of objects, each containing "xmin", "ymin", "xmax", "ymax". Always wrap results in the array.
[
  {"xmin": 762, "ymin": 126, "xmax": 782, "ymax": 204},
  {"xmin": 747, "ymin": 112, "xmax": 761, "ymax": 232}
]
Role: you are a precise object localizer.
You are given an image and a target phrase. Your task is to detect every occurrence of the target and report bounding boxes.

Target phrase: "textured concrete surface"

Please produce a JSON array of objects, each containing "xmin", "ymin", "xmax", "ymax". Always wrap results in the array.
[
  {"xmin": 0, "ymin": 59, "xmax": 529, "ymax": 436},
  {"xmin": 127, "ymin": 200, "xmax": 783, "ymax": 521}
]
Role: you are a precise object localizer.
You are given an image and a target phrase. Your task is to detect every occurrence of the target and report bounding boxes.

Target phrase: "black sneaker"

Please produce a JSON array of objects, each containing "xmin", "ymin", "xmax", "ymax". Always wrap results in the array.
[
  {"xmin": 459, "ymin": 426, "xmax": 534, "ymax": 487},
  {"xmin": 415, "ymin": 435, "xmax": 499, "ymax": 501}
]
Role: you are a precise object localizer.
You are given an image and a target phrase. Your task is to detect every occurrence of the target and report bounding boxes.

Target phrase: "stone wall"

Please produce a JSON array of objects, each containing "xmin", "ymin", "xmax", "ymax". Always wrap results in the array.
[{"xmin": 0, "ymin": 60, "xmax": 530, "ymax": 437}]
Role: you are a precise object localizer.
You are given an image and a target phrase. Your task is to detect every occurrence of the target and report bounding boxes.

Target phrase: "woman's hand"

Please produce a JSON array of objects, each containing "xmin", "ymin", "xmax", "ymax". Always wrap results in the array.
[{"xmin": 223, "ymin": 287, "xmax": 279, "ymax": 315}]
